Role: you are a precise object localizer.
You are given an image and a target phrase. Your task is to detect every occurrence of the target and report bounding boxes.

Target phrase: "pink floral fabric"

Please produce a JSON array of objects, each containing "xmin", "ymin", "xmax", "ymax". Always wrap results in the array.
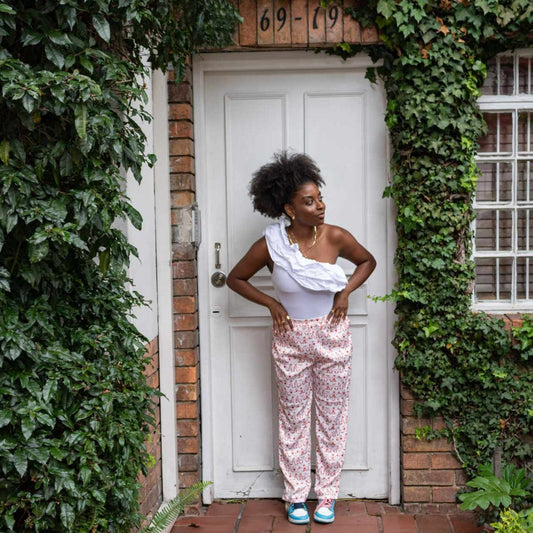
[{"xmin": 272, "ymin": 316, "xmax": 352, "ymax": 503}]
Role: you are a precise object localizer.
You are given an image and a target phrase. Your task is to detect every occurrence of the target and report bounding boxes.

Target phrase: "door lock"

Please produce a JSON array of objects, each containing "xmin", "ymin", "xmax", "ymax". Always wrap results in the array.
[{"xmin": 211, "ymin": 242, "xmax": 227, "ymax": 288}]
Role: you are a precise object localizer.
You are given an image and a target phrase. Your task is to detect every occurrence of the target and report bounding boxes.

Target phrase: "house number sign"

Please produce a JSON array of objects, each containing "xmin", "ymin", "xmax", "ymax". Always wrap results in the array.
[{"xmin": 258, "ymin": 4, "xmax": 341, "ymax": 33}]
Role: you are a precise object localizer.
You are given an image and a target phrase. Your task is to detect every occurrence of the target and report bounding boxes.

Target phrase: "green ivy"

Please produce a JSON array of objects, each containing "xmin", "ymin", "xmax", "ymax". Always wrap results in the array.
[
  {"xmin": 0, "ymin": 1, "xmax": 240, "ymax": 531},
  {"xmin": 326, "ymin": 0, "xmax": 533, "ymax": 476}
]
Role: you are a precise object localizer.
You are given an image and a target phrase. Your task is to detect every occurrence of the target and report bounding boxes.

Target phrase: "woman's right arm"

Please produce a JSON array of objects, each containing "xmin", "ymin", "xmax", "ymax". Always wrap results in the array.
[{"xmin": 226, "ymin": 237, "xmax": 293, "ymax": 333}]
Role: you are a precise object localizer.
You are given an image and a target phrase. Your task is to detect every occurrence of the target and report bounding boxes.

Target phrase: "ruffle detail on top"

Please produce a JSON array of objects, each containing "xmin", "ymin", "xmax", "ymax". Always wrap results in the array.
[{"xmin": 264, "ymin": 218, "xmax": 347, "ymax": 292}]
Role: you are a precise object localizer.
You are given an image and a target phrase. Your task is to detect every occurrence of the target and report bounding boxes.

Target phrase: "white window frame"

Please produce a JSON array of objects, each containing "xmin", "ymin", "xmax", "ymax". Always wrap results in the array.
[{"xmin": 473, "ymin": 49, "xmax": 533, "ymax": 312}]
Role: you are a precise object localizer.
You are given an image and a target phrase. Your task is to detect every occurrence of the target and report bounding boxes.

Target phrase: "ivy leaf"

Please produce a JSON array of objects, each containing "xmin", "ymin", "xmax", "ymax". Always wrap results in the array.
[
  {"xmin": 74, "ymin": 103, "xmax": 87, "ymax": 140},
  {"xmin": 13, "ymin": 449, "xmax": 27, "ymax": 477},
  {"xmin": 0, "ymin": 4, "xmax": 16, "ymax": 14},
  {"xmin": 21, "ymin": 417, "xmax": 36, "ymax": 440},
  {"xmin": 44, "ymin": 43, "xmax": 65, "ymax": 68},
  {"xmin": 99, "ymin": 249, "xmax": 111, "ymax": 275},
  {"xmin": 48, "ymin": 31, "xmax": 72, "ymax": 46},
  {"xmin": 0, "ymin": 409, "xmax": 11, "ymax": 428},
  {"xmin": 60, "ymin": 503, "xmax": 75, "ymax": 529},
  {"xmin": 0, "ymin": 138, "xmax": 9, "ymax": 164},
  {"xmin": 377, "ymin": 0, "xmax": 395, "ymax": 19},
  {"xmin": 28, "ymin": 240, "xmax": 49, "ymax": 263},
  {"xmin": 92, "ymin": 14, "xmax": 110, "ymax": 42}
]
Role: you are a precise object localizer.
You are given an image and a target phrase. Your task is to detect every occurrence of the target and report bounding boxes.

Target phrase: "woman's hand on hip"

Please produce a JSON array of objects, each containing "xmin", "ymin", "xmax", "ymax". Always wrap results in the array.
[
  {"xmin": 268, "ymin": 301, "xmax": 293, "ymax": 334},
  {"xmin": 328, "ymin": 290, "xmax": 349, "ymax": 325}
]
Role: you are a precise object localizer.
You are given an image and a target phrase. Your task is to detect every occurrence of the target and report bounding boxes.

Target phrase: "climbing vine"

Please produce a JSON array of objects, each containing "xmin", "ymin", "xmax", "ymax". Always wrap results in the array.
[
  {"xmin": 0, "ymin": 1, "xmax": 240, "ymax": 531},
  {"xmin": 326, "ymin": 0, "xmax": 533, "ymax": 476}
]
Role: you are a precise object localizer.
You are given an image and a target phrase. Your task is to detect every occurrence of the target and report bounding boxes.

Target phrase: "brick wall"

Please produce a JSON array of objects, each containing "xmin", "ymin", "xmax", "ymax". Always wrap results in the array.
[
  {"xmin": 168, "ymin": 62, "xmax": 203, "ymax": 514},
  {"xmin": 138, "ymin": 337, "xmax": 163, "ymax": 523}
]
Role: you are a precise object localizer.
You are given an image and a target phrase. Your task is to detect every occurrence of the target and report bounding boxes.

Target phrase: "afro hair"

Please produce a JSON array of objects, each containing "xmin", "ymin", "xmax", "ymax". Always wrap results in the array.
[{"xmin": 249, "ymin": 151, "xmax": 324, "ymax": 219}]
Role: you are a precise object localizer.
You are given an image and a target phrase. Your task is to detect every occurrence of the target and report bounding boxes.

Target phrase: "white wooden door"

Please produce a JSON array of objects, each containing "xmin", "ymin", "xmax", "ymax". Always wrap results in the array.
[{"xmin": 195, "ymin": 52, "xmax": 395, "ymax": 501}]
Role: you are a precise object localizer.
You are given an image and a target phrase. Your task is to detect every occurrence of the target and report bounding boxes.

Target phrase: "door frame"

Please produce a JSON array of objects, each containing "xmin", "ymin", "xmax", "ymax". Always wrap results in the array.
[{"xmin": 193, "ymin": 50, "xmax": 399, "ymax": 504}]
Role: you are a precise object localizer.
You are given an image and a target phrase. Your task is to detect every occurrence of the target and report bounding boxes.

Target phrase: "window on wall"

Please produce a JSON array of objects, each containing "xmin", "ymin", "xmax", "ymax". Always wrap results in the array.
[{"xmin": 474, "ymin": 51, "xmax": 533, "ymax": 310}]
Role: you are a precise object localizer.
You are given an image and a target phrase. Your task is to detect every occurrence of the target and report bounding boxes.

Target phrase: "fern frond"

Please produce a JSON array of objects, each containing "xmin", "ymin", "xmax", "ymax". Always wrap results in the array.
[{"xmin": 142, "ymin": 481, "xmax": 212, "ymax": 533}]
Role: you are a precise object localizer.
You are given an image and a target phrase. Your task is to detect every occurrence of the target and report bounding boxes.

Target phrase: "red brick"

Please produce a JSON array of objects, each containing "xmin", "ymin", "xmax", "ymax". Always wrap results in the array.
[
  {"xmin": 168, "ymin": 82, "xmax": 192, "ymax": 103},
  {"xmin": 179, "ymin": 471, "xmax": 200, "ymax": 488},
  {"xmin": 402, "ymin": 436, "xmax": 452, "ymax": 453},
  {"xmin": 431, "ymin": 453, "xmax": 461, "ymax": 469},
  {"xmin": 169, "ymin": 120, "xmax": 194, "ymax": 139},
  {"xmin": 346, "ymin": 501, "xmax": 367, "ymax": 514},
  {"xmin": 325, "ymin": 1, "xmax": 343, "ymax": 43},
  {"xmin": 243, "ymin": 499, "xmax": 286, "ymax": 517},
  {"xmin": 205, "ymin": 502, "xmax": 242, "ymax": 517},
  {"xmin": 178, "ymin": 436, "xmax": 199, "ymax": 454},
  {"xmin": 382, "ymin": 514, "xmax": 416, "ymax": 532},
  {"xmin": 403, "ymin": 486, "xmax": 431, "ymax": 502},
  {"xmin": 174, "ymin": 278, "xmax": 197, "ymax": 296},
  {"xmin": 171, "ymin": 190, "xmax": 195, "ymax": 207},
  {"xmin": 402, "ymin": 417, "xmax": 432, "ymax": 435},
  {"xmin": 401, "ymin": 399, "xmax": 416, "ymax": 415},
  {"xmin": 403, "ymin": 453, "xmax": 430, "ymax": 470},
  {"xmin": 432, "ymin": 416, "xmax": 447, "ymax": 431},
  {"xmin": 172, "ymin": 243, "xmax": 196, "ymax": 261},
  {"xmin": 364, "ymin": 501, "xmax": 383, "ymax": 516},
  {"xmin": 174, "ymin": 516, "xmax": 235, "ymax": 531},
  {"xmin": 432, "ymin": 486, "xmax": 460, "ymax": 503},
  {"xmin": 175, "ymin": 365, "xmax": 199, "ymax": 384},
  {"xmin": 402, "ymin": 503, "xmax": 422, "ymax": 514},
  {"xmin": 361, "ymin": 25, "xmax": 379, "ymax": 43},
  {"xmin": 273, "ymin": 0, "xmax": 291, "ymax": 45},
  {"xmin": 257, "ymin": 0, "xmax": 274, "ymax": 45},
  {"xmin": 308, "ymin": 0, "xmax": 326, "ymax": 43},
  {"xmin": 170, "ymin": 173, "xmax": 195, "ymax": 191},
  {"xmin": 291, "ymin": 0, "xmax": 308, "ymax": 44},
  {"xmin": 177, "ymin": 419, "xmax": 199, "ymax": 437},
  {"xmin": 415, "ymin": 514, "xmax": 450, "ymax": 533},
  {"xmin": 401, "ymin": 384, "xmax": 415, "ymax": 400},
  {"xmin": 169, "ymin": 103, "xmax": 192, "ymax": 121},
  {"xmin": 403, "ymin": 469, "xmax": 455, "ymax": 486},
  {"xmin": 177, "ymin": 402, "xmax": 198, "ymax": 419},
  {"xmin": 236, "ymin": 516, "xmax": 273, "ymax": 532},
  {"xmin": 239, "ymin": 0, "xmax": 257, "ymax": 46},
  {"xmin": 176, "ymin": 383, "xmax": 198, "ymax": 401},
  {"xmin": 174, "ymin": 296, "xmax": 196, "ymax": 314},
  {"xmin": 173, "ymin": 261, "xmax": 197, "ymax": 279},
  {"xmin": 170, "ymin": 155, "xmax": 195, "ymax": 173},
  {"xmin": 170, "ymin": 139, "xmax": 194, "ymax": 157},
  {"xmin": 176, "ymin": 349, "xmax": 199, "ymax": 366},
  {"xmin": 174, "ymin": 313, "xmax": 198, "ymax": 331},
  {"xmin": 455, "ymin": 469, "xmax": 468, "ymax": 486},
  {"xmin": 343, "ymin": 0, "xmax": 361, "ymax": 43},
  {"xmin": 449, "ymin": 515, "xmax": 482, "ymax": 532}
]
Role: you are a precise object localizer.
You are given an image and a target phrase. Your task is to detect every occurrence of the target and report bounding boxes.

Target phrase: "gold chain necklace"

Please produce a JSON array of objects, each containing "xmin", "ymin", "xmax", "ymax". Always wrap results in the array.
[{"xmin": 287, "ymin": 225, "xmax": 318, "ymax": 254}]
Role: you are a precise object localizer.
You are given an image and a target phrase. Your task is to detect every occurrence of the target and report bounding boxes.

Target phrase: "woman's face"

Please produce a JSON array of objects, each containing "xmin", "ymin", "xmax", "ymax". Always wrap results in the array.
[{"xmin": 284, "ymin": 182, "xmax": 325, "ymax": 226}]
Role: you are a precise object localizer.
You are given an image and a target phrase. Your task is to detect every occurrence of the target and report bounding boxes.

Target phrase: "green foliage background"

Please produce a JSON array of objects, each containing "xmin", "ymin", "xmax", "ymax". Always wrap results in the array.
[
  {"xmin": 0, "ymin": 1, "xmax": 240, "ymax": 531},
  {"xmin": 331, "ymin": 0, "xmax": 533, "ymax": 476}
]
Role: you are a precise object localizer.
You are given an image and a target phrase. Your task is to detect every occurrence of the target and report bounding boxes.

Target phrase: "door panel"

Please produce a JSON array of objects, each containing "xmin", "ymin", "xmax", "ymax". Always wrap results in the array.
[{"xmin": 200, "ymin": 61, "xmax": 390, "ymax": 499}]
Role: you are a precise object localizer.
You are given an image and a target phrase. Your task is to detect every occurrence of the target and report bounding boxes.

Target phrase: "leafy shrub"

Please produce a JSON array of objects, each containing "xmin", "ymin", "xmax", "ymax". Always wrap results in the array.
[
  {"xmin": 0, "ymin": 1, "xmax": 239, "ymax": 531},
  {"xmin": 459, "ymin": 463, "xmax": 531, "ymax": 523},
  {"xmin": 492, "ymin": 508, "xmax": 533, "ymax": 533}
]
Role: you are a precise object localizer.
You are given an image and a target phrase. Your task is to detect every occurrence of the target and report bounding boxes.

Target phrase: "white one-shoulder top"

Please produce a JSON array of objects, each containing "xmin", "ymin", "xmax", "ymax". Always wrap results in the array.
[{"xmin": 264, "ymin": 219, "xmax": 347, "ymax": 320}]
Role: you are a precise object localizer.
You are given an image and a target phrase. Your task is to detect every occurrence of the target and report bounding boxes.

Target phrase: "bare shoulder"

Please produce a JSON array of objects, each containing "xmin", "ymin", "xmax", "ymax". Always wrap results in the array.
[{"xmin": 322, "ymin": 224, "xmax": 356, "ymax": 246}]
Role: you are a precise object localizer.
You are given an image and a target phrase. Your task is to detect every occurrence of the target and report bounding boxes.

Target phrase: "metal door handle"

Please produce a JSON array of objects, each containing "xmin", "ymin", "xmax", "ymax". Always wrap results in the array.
[{"xmin": 211, "ymin": 242, "xmax": 226, "ymax": 287}]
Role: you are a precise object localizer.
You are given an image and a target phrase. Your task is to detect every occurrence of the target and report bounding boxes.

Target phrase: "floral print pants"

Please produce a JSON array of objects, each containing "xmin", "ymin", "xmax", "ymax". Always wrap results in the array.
[{"xmin": 272, "ymin": 316, "xmax": 352, "ymax": 503}]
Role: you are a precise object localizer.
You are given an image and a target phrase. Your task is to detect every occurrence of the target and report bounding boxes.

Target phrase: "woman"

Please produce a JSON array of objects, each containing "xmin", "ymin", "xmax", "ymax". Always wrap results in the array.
[{"xmin": 226, "ymin": 151, "xmax": 376, "ymax": 525}]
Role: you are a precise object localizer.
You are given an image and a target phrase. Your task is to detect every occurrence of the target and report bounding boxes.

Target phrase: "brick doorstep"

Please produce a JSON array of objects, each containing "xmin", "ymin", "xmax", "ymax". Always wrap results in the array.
[{"xmin": 172, "ymin": 500, "xmax": 481, "ymax": 532}]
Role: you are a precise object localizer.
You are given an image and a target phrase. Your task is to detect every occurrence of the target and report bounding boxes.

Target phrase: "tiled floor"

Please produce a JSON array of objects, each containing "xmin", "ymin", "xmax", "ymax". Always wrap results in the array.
[{"xmin": 172, "ymin": 499, "xmax": 482, "ymax": 532}]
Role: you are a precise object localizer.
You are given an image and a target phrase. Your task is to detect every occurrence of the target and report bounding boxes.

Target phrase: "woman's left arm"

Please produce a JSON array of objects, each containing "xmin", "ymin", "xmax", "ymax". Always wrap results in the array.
[{"xmin": 328, "ymin": 227, "xmax": 376, "ymax": 325}]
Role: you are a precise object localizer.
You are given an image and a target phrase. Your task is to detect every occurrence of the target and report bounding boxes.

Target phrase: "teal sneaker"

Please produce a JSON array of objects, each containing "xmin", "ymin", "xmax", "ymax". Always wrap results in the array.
[
  {"xmin": 314, "ymin": 499, "xmax": 335, "ymax": 524},
  {"xmin": 287, "ymin": 502, "xmax": 309, "ymax": 524}
]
